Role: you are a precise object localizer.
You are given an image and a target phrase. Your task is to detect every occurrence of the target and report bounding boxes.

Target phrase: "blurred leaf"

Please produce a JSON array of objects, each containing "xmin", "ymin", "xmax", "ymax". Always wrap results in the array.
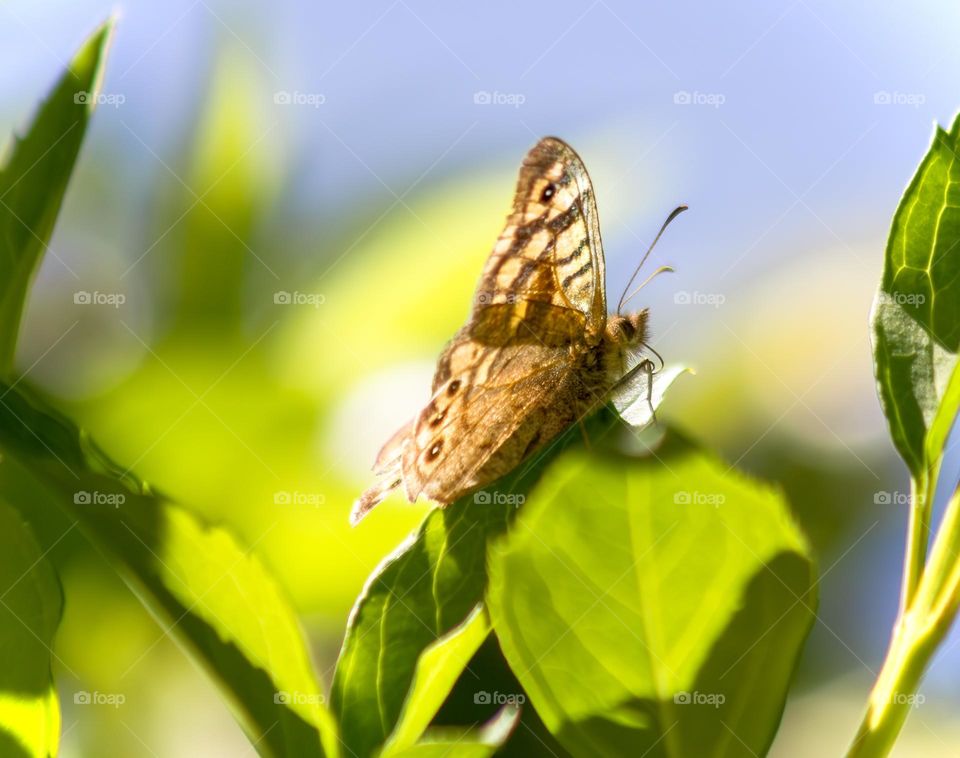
[
  {"xmin": 871, "ymin": 112, "xmax": 960, "ymax": 478},
  {"xmin": 384, "ymin": 706, "xmax": 520, "ymax": 758},
  {"xmin": 487, "ymin": 432, "xmax": 816, "ymax": 757},
  {"xmin": 276, "ymin": 177, "xmax": 509, "ymax": 398},
  {"xmin": 382, "ymin": 604, "xmax": 490, "ymax": 756},
  {"xmin": 163, "ymin": 44, "xmax": 281, "ymax": 331},
  {"xmin": 0, "ymin": 500, "xmax": 62, "ymax": 758},
  {"xmin": 0, "ymin": 20, "xmax": 113, "ymax": 375},
  {"xmin": 331, "ymin": 498, "xmax": 512, "ymax": 758},
  {"xmin": 0, "ymin": 383, "xmax": 339, "ymax": 758}
]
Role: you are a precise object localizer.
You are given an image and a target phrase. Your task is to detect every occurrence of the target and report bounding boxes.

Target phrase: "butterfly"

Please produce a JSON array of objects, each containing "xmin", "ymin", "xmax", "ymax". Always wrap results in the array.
[{"xmin": 352, "ymin": 137, "xmax": 683, "ymax": 525}]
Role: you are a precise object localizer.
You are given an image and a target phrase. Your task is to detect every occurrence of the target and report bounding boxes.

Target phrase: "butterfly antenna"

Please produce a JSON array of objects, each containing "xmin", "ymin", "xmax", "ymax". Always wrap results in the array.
[
  {"xmin": 620, "ymin": 265, "xmax": 675, "ymax": 312},
  {"xmin": 617, "ymin": 204, "xmax": 688, "ymax": 315}
]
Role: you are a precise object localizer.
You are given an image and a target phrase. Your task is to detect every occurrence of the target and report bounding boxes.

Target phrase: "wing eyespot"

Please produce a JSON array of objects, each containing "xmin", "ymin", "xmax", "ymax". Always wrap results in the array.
[
  {"xmin": 540, "ymin": 183, "xmax": 556, "ymax": 203},
  {"xmin": 429, "ymin": 409, "xmax": 446, "ymax": 427},
  {"xmin": 427, "ymin": 440, "xmax": 443, "ymax": 460},
  {"xmin": 447, "ymin": 380, "xmax": 461, "ymax": 396}
]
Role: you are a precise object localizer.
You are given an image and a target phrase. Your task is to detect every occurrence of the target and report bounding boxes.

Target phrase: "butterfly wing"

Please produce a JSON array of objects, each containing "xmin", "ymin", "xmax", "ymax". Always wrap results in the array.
[
  {"xmin": 400, "ymin": 338, "xmax": 583, "ymax": 504},
  {"xmin": 474, "ymin": 136, "xmax": 607, "ymax": 344},
  {"xmin": 402, "ymin": 137, "xmax": 612, "ymax": 503},
  {"xmin": 352, "ymin": 138, "xmax": 609, "ymax": 523}
]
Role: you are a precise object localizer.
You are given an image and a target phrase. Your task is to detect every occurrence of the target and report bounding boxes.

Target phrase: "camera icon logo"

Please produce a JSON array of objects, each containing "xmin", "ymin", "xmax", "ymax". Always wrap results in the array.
[
  {"xmin": 673, "ymin": 90, "xmax": 691, "ymax": 105},
  {"xmin": 274, "ymin": 90, "xmax": 292, "ymax": 105},
  {"xmin": 673, "ymin": 491, "xmax": 692, "ymax": 505},
  {"xmin": 274, "ymin": 291, "xmax": 292, "ymax": 305},
  {"xmin": 473, "ymin": 90, "xmax": 492, "ymax": 105},
  {"xmin": 473, "ymin": 690, "xmax": 492, "ymax": 704}
]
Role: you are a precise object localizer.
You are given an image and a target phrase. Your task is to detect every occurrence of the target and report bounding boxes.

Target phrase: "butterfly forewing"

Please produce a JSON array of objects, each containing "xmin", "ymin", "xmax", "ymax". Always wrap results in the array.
[{"xmin": 475, "ymin": 137, "xmax": 607, "ymax": 342}]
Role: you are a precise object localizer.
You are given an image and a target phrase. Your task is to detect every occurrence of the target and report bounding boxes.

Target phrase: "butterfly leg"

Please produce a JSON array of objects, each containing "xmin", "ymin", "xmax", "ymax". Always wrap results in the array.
[
  {"xmin": 639, "ymin": 358, "xmax": 657, "ymax": 424},
  {"xmin": 578, "ymin": 418, "xmax": 592, "ymax": 449}
]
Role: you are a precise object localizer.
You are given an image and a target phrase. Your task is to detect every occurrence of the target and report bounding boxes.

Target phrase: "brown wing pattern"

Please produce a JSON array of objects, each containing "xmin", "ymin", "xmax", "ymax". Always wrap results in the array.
[
  {"xmin": 352, "ymin": 137, "xmax": 608, "ymax": 524},
  {"xmin": 400, "ymin": 339, "xmax": 578, "ymax": 503},
  {"xmin": 473, "ymin": 136, "xmax": 607, "ymax": 345}
]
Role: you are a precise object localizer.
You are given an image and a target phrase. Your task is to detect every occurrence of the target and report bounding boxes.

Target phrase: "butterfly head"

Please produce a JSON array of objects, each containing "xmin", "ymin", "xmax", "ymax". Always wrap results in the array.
[{"xmin": 605, "ymin": 310, "xmax": 649, "ymax": 348}]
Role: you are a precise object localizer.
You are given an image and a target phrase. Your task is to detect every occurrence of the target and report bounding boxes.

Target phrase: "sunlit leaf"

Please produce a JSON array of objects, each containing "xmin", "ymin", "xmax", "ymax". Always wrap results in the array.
[
  {"xmin": 0, "ymin": 501, "xmax": 62, "ymax": 758},
  {"xmin": 331, "ymin": 498, "xmax": 512, "ymax": 758},
  {"xmin": 0, "ymin": 20, "xmax": 113, "ymax": 375},
  {"xmin": 381, "ymin": 604, "xmax": 490, "ymax": 756},
  {"xmin": 871, "ymin": 112, "xmax": 960, "ymax": 477},
  {"xmin": 487, "ymin": 432, "xmax": 816, "ymax": 757},
  {"xmin": 384, "ymin": 706, "xmax": 520, "ymax": 758},
  {"xmin": 0, "ymin": 383, "xmax": 338, "ymax": 758}
]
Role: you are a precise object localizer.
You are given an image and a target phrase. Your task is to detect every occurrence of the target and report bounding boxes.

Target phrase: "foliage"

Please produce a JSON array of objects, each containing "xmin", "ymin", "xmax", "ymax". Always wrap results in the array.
[
  {"xmin": 9, "ymin": 14, "xmax": 960, "ymax": 758},
  {"xmin": 849, "ymin": 113, "xmax": 960, "ymax": 756}
]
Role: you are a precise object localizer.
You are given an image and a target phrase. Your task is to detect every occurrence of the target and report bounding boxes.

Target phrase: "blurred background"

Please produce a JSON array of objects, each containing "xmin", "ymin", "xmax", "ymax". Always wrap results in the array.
[{"xmin": 2, "ymin": 1, "xmax": 960, "ymax": 755}]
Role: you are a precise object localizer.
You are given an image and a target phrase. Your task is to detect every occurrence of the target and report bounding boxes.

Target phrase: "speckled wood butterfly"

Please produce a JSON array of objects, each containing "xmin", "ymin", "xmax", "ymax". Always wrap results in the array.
[{"xmin": 353, "ymin": 137, "xmax": 682, "ymax": 524}]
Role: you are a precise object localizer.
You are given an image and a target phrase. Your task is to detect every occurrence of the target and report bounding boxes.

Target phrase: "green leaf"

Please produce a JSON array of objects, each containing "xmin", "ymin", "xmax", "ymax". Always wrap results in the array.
[
  {"xmin": 382, "ymin": 604, "xmax": 491, "ymax": 756},
  {"xmin": 0, "ymin": 19, "xmax": 113, "ymax": 375},
  {"xmin": 0, "ymin": 384, "xmax": 338, "ymax": 758},
  {"xmin": 383, "ymin": 706, "xmax": 520, "ymax": 758},
  {"xmin": 331, "ymin": 498, "xmax": 512, "ymax": 758},
  {"xmin": 487, "ymin": 432, "xmax": 816, "ymax": 757},
  {"xmin": 333, "ymin": 407, "xmax": 679, "ymax": 758},
  {"xmin": 0, "ymin": 500, "xmax": 62, "ymax": 758},
  {"xmin": 871, "ymin": 112, "xmax": 960, "ymax": 477}
]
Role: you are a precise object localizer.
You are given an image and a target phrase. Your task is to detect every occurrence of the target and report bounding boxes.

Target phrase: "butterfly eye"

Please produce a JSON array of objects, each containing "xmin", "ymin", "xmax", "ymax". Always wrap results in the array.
[{"xmin": 540, "ymin": 183, "xmax": 556, "ymax": 203}]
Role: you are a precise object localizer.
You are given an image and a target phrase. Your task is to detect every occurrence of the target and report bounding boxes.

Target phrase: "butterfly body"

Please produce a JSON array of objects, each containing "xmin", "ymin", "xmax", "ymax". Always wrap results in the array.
[{"xmin": 352, "ymin": 137, "xmax": 653, "ymax": 524}]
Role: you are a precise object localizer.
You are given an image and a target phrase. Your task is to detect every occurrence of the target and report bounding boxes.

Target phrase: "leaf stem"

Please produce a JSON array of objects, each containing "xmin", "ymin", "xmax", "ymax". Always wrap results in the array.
[
  {"xmin": 848, "ymin": 483, "xmax": 960, "ymax": 757},
  {"xmin": 899, "ymin": 475, "xmax": 929, "ymax": 614}
]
